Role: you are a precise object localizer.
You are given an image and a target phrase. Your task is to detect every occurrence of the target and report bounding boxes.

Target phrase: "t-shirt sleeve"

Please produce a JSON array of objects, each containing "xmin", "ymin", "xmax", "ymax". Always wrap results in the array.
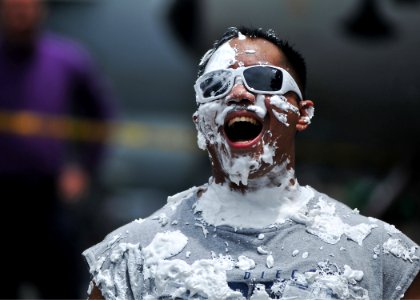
[
  {"xmin": 82, "ymin": 226, "xmax": 144, "ymax": 300},
  {"xmin": 380, "ymin": 221, "xmax": 420, "ymax": 300}
]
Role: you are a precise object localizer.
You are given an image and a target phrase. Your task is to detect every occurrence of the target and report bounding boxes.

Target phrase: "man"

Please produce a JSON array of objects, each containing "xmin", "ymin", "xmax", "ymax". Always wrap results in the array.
[
  {"xmin": 84, "ymin": 27, "xmax": 419, "ymax": 299},
  {"xmin": 0, "ymin": 0, "xmax": 114, "ymax": 298}
]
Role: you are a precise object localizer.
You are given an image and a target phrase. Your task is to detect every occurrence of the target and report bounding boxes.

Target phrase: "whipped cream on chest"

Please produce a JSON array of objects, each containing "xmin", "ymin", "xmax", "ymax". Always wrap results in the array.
[{"xmin": 194, "ymin": 180, "xmax": 314, "ymax": 229}]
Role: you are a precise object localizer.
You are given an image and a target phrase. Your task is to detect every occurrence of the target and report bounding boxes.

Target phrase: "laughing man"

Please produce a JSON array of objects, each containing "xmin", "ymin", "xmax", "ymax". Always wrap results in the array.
[{"xmin": 84, "ymin": 27, "xmax": 420, "ymax": 299}]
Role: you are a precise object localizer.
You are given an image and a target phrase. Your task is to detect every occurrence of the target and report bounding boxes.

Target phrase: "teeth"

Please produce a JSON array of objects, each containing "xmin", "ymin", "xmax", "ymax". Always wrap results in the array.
[{"xmin": 228, "ymin": 116, "xmax": 258, "ymax": 127}]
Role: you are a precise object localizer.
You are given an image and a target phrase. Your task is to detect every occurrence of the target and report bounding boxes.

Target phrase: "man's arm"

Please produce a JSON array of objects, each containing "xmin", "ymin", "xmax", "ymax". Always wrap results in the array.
[
  {"xmin": 404, "ymin": 274, "xmax": 420, "ymax": 299},
  {"xmin": 88, "ymin": 282, "xmax": 105, "ymax": 300}
]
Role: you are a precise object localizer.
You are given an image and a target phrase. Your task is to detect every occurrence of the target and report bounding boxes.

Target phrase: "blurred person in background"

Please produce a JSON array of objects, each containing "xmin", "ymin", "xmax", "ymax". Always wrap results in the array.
[{"xmin": 0, "ymin": 0, "xmax": 115, "ymax": 298}]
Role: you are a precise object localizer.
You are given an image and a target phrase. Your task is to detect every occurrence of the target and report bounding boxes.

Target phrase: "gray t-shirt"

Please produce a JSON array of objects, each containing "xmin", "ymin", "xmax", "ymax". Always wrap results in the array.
[{"xmin": 83, "ymin": 185, "xmax": 420, "ymax": 299}]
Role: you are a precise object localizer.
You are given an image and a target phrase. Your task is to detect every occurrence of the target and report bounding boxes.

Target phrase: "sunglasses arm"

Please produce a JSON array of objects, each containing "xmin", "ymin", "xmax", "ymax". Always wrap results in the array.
[{"xmin": 281, "ymin": 71, "xmax": 303, "ymax": 101}]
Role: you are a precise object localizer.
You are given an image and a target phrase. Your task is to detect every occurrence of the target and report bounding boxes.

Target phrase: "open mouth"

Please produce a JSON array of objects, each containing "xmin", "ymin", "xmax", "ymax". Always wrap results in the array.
[{"xmin": 224, "ymin": 113, "xmax": 263, "ymax": 147}]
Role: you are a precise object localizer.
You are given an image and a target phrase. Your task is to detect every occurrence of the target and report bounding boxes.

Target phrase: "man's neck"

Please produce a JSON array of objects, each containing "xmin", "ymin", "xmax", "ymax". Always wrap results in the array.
[
  {"xmin": 195, "ymin": 168, "xmax": 308, "ymax": 230},
  {"xmin": 213, "ymin": 160, "xmax": 297, "ymax": 193}
]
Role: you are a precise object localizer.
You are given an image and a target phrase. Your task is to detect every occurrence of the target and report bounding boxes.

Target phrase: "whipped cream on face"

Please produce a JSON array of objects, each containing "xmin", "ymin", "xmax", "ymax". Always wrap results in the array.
[
  {"xmin": 220, "ymin": 138, "xmax": 276, "ymax": 186},
  {"xmin": 270, "ymin": 95, "xmax": 300, "ymax": 115},
  {"xmin": 249, "ymin": 94, "xmax": 267, "ymax": 118},
  {"xmin": 194, "ymin": 32, "xmax": 309, "ymax": 186},
  {"xmin": 203, "ymin": 41, "xmax": 236, "ymax": 74},
  {"xmin": 272, "ymin": 111, "xmax": 289, "ymax": 127},
  {"xmin": 194, "ymin": 40, "xmax": 274, "ymax": 186},
  {"xmin": 238, "ymin": 32, "xmax": 247, "ymax": 40},
  {"xmin": 304, "ymin": 105, "xmax": 315, "ymax": 124},
  {"xmin": 194, "ymin": 92, "xmax": 270, "ymax": 186},
  {"xmin": 269, "ymin": 95, "xmax": 304, "ymax": 127}
]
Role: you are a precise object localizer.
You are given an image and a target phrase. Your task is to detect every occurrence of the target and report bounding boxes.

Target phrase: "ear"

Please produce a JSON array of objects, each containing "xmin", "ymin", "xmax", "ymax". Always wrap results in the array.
[
  {"xmin": 192, "ymin": 111, "xmax": 198, "ymax": 125},
  {"xmin": 296, "ymin": 100, "xmax": 314, "ymax": 131}
]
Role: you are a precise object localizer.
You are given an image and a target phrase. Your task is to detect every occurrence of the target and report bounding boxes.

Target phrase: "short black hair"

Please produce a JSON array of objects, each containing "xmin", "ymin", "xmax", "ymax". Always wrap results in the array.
[{"xmin": 197, "ymin": 26, "xmax": 307, "ymax": 93}]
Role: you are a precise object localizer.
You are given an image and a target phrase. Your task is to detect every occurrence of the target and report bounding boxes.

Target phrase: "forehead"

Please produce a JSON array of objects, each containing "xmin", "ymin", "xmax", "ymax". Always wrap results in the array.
[
  {"xmin": 204, "ymin": 36, "xmax": 291, "ymax": 74},
  {"xmin": 229, "ymin": 37, "xmax": 285, "ymax": 68}
]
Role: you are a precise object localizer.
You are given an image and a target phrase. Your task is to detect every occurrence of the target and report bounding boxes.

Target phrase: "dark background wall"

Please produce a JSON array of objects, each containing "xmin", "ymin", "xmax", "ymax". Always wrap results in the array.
[{"xmin": 45, "ymin": 0, "xmax": 420, "ymax": 242}]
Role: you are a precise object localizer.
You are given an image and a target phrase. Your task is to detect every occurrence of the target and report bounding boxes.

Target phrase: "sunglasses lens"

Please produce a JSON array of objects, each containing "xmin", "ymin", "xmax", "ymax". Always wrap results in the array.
[
  {"xmin": 199, "ymin": 70, "xmax": 231, "ymax": 99},
  {"xmin": 243, "ymin": 67, "xmax": 283, "ymax": 92}
]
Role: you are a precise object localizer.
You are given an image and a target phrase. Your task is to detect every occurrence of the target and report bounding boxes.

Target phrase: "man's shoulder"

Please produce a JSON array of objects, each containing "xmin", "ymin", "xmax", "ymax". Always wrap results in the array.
[
  {"xmin": 83, "ymin": 186, "xmax": 199, "ymax": 261},
  {"xmin": 307, "ymin": 186, "xmax": 419, "ymax": 248},
  {"xmin": 303, "ymin": 186, "xmax": 398, "ymax": 244},
  {"xmin": 307, "ymin": 186, "xmax": 376, "ymax": 222},
  {"xmin": 82, "ymin": 186, "xmax": 200, "ymax": 298}
]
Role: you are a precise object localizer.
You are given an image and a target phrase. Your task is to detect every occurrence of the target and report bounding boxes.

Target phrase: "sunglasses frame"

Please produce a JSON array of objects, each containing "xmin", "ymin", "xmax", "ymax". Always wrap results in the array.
[{"xmin": 194, "ymin": 65, "xmax": 303, "ymax": 104}]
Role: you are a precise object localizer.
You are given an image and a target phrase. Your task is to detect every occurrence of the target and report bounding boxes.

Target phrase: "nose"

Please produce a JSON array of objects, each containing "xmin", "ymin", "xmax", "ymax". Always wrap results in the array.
[{"xmin": 226, "ymin": 77, "xmax": 256, "ymax": 105}]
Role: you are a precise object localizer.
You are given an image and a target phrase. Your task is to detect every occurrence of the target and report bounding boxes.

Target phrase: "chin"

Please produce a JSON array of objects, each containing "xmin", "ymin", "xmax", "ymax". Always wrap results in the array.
[{"xmin": 214, "ymin": 141, "xmax": 277, "ymax": 186}]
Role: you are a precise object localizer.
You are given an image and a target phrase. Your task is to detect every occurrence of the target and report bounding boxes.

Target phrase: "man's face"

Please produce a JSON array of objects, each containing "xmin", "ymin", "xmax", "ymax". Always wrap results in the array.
[{"xmin": 194, "ymin": 37, "xmax": 311, "ymax": 186}]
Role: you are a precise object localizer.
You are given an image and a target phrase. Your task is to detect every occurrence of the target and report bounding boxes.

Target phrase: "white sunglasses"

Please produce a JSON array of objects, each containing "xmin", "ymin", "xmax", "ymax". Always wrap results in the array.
[{"xmin": 194, "ymin": 65, "xmax": 303, "ymax": 104}]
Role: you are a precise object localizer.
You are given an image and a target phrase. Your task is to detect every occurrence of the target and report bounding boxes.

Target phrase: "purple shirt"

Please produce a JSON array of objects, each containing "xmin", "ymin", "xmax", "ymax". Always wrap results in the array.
[{"xmin": 0, "ymin": 32, "xmax": 114, "ymax": 176}]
